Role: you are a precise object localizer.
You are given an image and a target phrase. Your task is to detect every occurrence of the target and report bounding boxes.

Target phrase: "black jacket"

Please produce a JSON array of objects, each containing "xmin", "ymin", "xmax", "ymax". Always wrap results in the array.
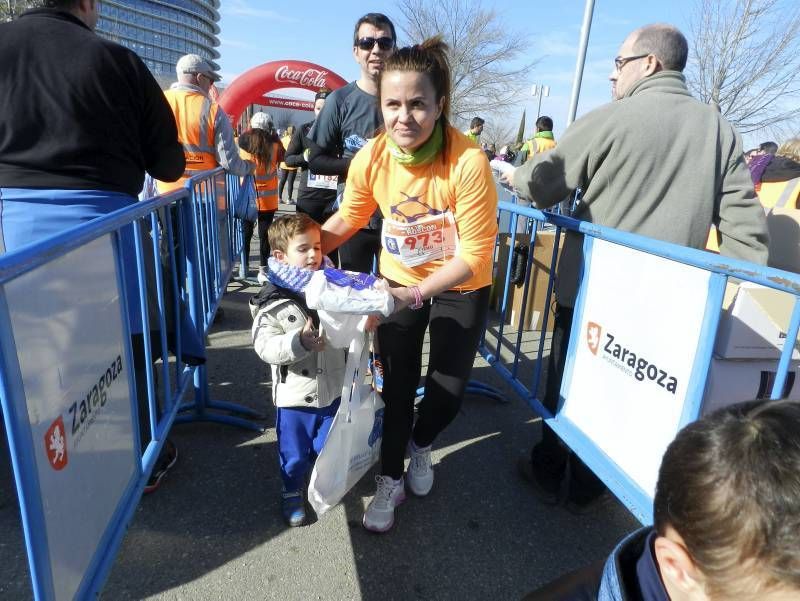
[
  {"xmin": 0, "ymin": 9, "xmax": 184, "ymax": 196},
  {"xmin": 284, "ymin": 121, "xmax": 337, "ymax": 205}
]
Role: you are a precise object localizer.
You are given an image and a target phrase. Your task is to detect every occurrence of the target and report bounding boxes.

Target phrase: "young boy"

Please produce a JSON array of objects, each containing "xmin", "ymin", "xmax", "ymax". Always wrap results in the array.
[
  {"xmin": 250, "ymin": 213, "xmax": 345, "ymax": 527},
  {"xmin": 523, "ymin": 399, "xmax": 800, "ymax": 600}
]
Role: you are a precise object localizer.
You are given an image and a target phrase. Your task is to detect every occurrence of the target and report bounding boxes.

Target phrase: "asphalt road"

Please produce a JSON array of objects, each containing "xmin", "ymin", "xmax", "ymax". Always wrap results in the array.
[{"xmin": 0, "ymin": 211, "xmax": 639, "ymax": 601}]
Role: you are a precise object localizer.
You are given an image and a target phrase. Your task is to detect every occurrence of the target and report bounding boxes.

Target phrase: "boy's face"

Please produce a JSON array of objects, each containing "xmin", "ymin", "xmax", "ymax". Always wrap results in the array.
[{"xmin": 273, "ymin": 229, "xmax": 322, "ymax": 271}]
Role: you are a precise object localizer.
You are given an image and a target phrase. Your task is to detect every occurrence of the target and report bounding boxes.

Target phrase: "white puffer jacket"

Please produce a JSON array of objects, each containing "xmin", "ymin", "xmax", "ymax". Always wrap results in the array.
[{"xmin": 251, "ymin": 288, "xmax": 346, "ymax": 409}]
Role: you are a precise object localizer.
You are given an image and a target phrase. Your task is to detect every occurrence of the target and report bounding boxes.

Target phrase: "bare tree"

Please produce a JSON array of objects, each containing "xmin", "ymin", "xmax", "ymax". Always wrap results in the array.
[
  {"xmin": 1, "ymin": 0, "xmax": 44, "ymax": 21},
  {"xmin": 394, "ymin": 0, "xmax": 537, "ymax": 128},
  {"xmin": 686, "ymin": 0, "xmax": 800, "ymax": 135},
  {"xmin": 481, "ymin": 120, "xmax": 516, "ymax": 151}
]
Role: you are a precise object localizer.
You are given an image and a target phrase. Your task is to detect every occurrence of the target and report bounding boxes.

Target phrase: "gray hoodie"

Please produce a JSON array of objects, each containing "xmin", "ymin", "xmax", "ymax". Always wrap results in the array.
[{"xmin": 513, "ymin": 71, "xmax": 768, "ymax": 307}]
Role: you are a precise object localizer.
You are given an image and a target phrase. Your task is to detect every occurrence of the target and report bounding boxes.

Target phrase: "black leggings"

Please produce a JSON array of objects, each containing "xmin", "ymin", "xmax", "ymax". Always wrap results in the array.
[
  {"xmin": 278, "ymin": 169, "xmax": 297, "ymax": 202},
  {"xmin": 338, "ymin": 229, "xmax": 380, "ymax": 273},
  {"xmin": 376, "ymin": 286, "xmax": 490, "ymax": 479},
  {"xmin": 242, "ymin": 210, "xmax": 275, "ymax": 268}
]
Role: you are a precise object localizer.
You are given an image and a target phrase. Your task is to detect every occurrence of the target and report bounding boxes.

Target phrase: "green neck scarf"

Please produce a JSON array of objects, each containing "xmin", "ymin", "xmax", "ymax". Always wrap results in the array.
[
  {"xmin": 534, "ymin": 130, "xmax": 554, "ymax": 140},
  {"xmin": 386, "ymin": 121, "xmax": 443, "ymax": 167}
]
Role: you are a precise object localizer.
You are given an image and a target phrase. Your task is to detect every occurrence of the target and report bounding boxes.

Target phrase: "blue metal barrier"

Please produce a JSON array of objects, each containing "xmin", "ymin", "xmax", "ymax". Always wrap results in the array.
[
  {"xmin": 482, "ymin": 184, "xmax": 800, "ymax": 524},
  {"xmin": 0, "ymin": 170, "xmax": 258, "ymax": 600}
]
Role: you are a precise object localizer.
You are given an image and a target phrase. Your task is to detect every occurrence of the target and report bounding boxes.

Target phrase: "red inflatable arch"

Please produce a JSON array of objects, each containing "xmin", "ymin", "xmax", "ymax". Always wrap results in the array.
[{"xmin": 218, "ymin": 60, "xmax": 348, "ymax": 125}]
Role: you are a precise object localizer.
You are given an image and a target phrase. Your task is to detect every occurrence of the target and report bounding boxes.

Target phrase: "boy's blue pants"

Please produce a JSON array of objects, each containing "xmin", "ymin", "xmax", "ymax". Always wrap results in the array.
[{"xmin": 276, "ymin": 398, "xmax": 340, "ymax": 492}]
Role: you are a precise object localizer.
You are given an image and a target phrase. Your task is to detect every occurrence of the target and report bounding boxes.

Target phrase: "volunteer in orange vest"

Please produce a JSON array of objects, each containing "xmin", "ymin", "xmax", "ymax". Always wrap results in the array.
[
  {"xmin": 757, "ymin": 138, "xmax": 800, "ymax": 210},
  {"xmin": 522, "ymin": 115, "xmax": 557, "ymax": 161},
  {"xmin": 707, "ymin": 138, "xmax": 800, "ymax": 253},
  {"xmin": 157, "ymin": 54, "xmax": 254, "ymax": 194},
  {"xmin": 238, "ymin": 112, "xmax": 284, "ymax": 284}
]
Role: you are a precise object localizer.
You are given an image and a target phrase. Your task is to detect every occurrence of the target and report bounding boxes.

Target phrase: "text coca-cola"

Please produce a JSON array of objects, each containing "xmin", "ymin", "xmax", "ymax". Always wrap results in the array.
[{"xmin": 275, "ymin": 65, "xmax": 328, "ymax": 88}]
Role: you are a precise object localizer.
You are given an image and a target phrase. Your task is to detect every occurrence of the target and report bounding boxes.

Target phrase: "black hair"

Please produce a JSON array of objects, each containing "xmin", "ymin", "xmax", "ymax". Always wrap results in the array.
[
  {"xmin": 535, "ymin": 116, "xmax": 553, "ymax": 132},
  {"xmin": 352, "ymin": 13, "xmax": 396, "ymax": 45}
]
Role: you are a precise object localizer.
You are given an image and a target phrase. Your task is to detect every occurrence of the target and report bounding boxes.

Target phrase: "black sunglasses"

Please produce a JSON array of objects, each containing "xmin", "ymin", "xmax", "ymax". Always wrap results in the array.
[{"xmin": 356, "ymin": 36, "xmax": 394, "ymax": 51}]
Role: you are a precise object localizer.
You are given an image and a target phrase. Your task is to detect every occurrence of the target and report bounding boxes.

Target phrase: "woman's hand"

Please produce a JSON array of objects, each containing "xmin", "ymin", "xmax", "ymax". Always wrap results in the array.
[{"xmin": 390, "ymin": 286, "xmax": 416, "ymax": 313}]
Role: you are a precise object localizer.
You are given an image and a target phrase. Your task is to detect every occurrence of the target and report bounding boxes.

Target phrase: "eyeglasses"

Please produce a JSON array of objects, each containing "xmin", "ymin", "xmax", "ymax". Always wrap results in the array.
[
  {"xmin": 356, "ymin": 36, "xmax": 394, "ymax": 51},
  {"xmin": 614, "ymin": 54, "xmax": 649, "ymax": 71}
]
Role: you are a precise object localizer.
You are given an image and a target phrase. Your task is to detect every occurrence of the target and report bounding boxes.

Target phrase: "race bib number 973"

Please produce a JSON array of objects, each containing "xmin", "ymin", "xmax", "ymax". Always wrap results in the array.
[{"xmin": 382, "ymin": 211, "xmax": 459, "ymax": 268}]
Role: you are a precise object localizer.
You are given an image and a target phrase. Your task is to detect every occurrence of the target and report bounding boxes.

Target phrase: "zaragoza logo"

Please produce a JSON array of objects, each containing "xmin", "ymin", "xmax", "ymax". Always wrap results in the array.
[
  {"xmin": 586, "ymin": 321, "xmax": 602, "ymax": 355},
  {"xmin": 585, "ymin": 319, "xmax": 678, "ymax": 394},
  {"xmin": 44, "ymin": 416, "xmax": 68, "ymax": 471}
]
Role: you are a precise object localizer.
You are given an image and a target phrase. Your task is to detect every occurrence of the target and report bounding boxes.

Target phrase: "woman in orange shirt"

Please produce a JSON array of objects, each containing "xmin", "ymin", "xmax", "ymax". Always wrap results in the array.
[
  {"xmin": 239, "ymin": 112, "xmax": 284, "ymax": 283},
  {"xmin": 322, "ymin": 36, "xmax": 498, "ymax": 533}
]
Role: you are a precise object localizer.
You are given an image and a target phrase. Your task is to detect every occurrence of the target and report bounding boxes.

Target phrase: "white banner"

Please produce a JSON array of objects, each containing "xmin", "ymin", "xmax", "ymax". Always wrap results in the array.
[
  {"xmin": 7, "ymin": 234, "xmax": 136, "ymax": 600},
  {"xmin": 562, "ymin": 238, "xmax": 712, "ymax": 497}
]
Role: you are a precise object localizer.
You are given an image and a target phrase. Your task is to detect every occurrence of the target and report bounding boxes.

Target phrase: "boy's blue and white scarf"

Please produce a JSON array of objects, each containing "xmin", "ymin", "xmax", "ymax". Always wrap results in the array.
[{"xmin": 267, "ymin": 256, "xmax": 335, "ymax": 293}]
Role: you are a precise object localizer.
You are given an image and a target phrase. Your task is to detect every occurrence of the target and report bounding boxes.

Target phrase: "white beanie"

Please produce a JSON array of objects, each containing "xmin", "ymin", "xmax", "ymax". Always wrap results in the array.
[{"xmin": 250, "ymin": 112, "xmax": 273, "ymax": 131}]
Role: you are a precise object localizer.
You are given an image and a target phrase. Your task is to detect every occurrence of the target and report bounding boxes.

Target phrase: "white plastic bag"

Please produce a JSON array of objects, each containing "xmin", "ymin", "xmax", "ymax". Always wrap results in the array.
[
  {"xmin": 308, "ymin": 334, "xmax": 384, "ymax": 515},
  {"xmin": 305, "ymin": 269, "xmax": 394, "ymax": 316},
  {"xmin": 318, "ymin": 310, "xmax": 367, "ymax": 349}
]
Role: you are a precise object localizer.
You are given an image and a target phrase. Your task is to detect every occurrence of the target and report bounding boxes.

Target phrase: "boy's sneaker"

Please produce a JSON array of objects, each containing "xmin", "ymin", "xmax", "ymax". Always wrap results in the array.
[
  {"xmin": 363, "ymin": 475, "xmax": 406, "ymax": 533},
  {"xmin": 257, "ymin": 269, "xmax": 268, "ymax": 285},
  {"xmin": 406, "ymin": 441, "xmax": 433, "ymax": 496},
  {"xmin": 144, "ymin": 439, "xmax": 178, "ymax": 495},
  {"xmin": 281, "ymin": 490, "xmax": 306, "ymax": 527}
]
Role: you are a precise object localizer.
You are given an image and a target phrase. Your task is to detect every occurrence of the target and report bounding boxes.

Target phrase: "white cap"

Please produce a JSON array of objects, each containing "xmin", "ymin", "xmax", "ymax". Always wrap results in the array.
[
  {"xmin": 250, "ymin": 112, "xmax": 273, "ymax": 130},
  {"xmin": 176, "ymin": 54, "xmax": 221, "ymax": 82}
]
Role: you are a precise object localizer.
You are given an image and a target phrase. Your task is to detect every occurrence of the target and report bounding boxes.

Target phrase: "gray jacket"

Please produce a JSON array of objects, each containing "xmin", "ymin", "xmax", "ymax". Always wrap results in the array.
[
  {"xmin": 513, "ymin": 71, "xmax": 769, "ymax": 307},
  {"xmin": 251, "ymin": 294, "xmax": 346, "ymax": 409}
]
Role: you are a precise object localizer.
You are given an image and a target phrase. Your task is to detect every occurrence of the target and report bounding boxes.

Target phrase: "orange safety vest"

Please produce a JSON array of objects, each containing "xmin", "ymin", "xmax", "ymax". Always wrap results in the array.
[
  {"xmin": 240, "ymin": 146, "xmax": 280, "ymax": 212},
  {"xmin": 706, "ymin": 176, "xmax": 800, "ymax": 252},
  {"xmin": 157, "ymin": 89, "xmax": 219, "ymax": 194}
]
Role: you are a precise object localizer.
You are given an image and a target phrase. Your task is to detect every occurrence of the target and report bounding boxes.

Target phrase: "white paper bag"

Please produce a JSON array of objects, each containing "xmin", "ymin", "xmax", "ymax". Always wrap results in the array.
[{"xmin": 307, "ymin": 334, "xmax": 384, "ymax": 515}]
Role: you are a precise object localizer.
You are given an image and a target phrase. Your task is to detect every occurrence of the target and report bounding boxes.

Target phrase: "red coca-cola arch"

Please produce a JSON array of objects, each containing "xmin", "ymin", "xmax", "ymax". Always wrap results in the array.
[{"xmin": 218, "ymin": 60, "xmax": 348, "ymax": 125}]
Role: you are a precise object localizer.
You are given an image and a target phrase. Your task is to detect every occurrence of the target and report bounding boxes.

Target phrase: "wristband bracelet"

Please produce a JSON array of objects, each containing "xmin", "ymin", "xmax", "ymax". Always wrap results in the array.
[{"xmin": 409, "ymin": 285, "xmax": 423, "ymax": 310}]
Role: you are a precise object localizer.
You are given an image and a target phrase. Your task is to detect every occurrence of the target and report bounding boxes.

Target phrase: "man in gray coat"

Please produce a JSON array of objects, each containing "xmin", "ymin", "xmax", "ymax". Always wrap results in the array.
[{"xmin": 506, "ymin": 24, "xmax": 769, "ymax": 511}]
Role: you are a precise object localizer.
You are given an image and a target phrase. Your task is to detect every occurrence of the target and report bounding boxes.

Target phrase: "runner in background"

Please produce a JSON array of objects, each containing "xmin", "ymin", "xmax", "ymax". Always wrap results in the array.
[
  {"xmin": 321, "ymin": 36, "xmax": 498, "ymax": 533},
  {"xmin": 284, "ymin": 89, "xmax": 338, "ymax": 264},
  {"xmin": 309, "ymin": 12, "xmax": 396, "ymax": 273},
  {"xmin": 278, "ymin": 125, "xmax": 298, "ymax": 205}
]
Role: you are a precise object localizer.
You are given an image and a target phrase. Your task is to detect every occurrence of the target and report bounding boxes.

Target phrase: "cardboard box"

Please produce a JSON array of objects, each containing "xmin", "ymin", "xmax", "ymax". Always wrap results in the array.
[
  {"xmin": 701, "ymin": 357, "xmax": 799, "ymax": 416},
  {"xmin": 714, "ymin": 282, "xmax": 800, "ymax": 360},
  {"xmin": 491, "ymin": 230, "xmax": 560, "ymax": 331}
]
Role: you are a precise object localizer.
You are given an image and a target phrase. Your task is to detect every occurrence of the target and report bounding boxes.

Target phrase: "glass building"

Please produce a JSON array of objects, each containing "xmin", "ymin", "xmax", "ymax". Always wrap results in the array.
[{"xmin": 96, "ymin": 0, "xmax": 221, "ymax": 82}]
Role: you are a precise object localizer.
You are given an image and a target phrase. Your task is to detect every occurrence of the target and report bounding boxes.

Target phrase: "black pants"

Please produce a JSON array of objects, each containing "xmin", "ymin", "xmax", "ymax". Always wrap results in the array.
[
  {"xmin": 339, "ymin": 228, "xmax": 380, "ymax": 273},
  {"xmin": 530, "ymin": 304, "xmax": 605, "ymax": 501},
  {"xmin": 278, "ymin": 169, "xmax": 297, "ymax": 202},
  {"xmin": 377, "ymin": 286, "xmax": 490, "ymax": 479},
  {"xmin": 296, "ymin": 198, "xmax": 338, "ymax": 265},
  {"xmin": 242, "ymin": 210, "xmax": 275, "ymax": 269}
]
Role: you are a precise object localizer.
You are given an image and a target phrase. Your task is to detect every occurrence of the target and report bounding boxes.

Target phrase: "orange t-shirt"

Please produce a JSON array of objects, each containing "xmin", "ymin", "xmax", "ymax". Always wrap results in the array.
[{"xmin": 339, "ymin": 125, "xmax": 498, "ymax": 290}]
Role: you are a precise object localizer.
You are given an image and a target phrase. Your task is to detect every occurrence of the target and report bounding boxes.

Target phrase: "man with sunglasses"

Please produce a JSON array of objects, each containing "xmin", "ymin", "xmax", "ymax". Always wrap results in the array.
[
  {"xmin": 156, "ymin": 54, "xmax": 254, "ymax": 195},
  {"xmin": 308, "ymin": 12, "xmax": 396, "ymax": 273},
  {"xmin": 503, "ymin": 24, "xmax": 768, "ymax": 513}
]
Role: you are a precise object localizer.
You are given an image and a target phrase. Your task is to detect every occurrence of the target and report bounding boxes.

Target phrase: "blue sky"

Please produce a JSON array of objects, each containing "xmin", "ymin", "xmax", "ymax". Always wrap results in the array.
[{"xmin": 217, "ymin": 0, "xmax": 697, "ymax": 140}]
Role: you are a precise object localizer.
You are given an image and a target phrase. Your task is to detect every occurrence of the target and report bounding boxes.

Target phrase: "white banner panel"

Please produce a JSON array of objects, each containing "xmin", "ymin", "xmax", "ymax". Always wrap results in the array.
[
  {"xmin": 7, "ymin": 234, "xmax": 136, "ymax": 601},
  {"xmin": 562, "ymin": 238, "xmax": 711, "ymax": 497}
]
